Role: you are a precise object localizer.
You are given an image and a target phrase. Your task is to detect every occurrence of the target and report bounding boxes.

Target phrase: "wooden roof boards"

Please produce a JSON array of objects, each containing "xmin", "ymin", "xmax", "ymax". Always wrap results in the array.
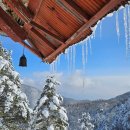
[{"xmin": 0, "ymin": 0, "xmax": 129, "ymax": 63}]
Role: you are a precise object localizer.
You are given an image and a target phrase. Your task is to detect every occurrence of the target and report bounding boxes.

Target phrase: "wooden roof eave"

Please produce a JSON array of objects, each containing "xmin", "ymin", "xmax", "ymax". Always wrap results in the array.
[
  {"xmin": 0, "ymin": 5, "xmax": 42, "ymax": 59},
  {"xmin": 0, "ymin": 0, "xmax": 129, "ymax": 64},
  {"xmin": 44, "ymin": 0, "xmax": 127, "ymax": 63}
]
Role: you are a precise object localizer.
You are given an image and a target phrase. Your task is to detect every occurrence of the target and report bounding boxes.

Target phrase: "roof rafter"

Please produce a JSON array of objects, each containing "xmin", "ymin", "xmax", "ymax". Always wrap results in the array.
[
  {"xmin": 31, "ymin": 28, "xmax": 57, "ymax": 51},
  {"xmin": 0, "ymin": 6, "xmax": 26, "ymax": 41},
  {"xmin": 0, "ymin": 6, "xmax": 41, "ymax": 58},
  {"xmin": 3, "ymin": 0, "xmax": 33, "ymax": 22},
  {"xmin": 4, "ymin": 0, "xmax": 65, "ymax": 50},
  {"xmin": 66, "ymin": 0, "xmax": 126, "ymax": 44},
  {"xmin": 64, "ymin": 0, "xmax": 90, "ymax": 21},
  {"xmin": 44, "ymin": 0, "xmax": 127, "ymax": 63},
  {"xmin": 56, "ymin": 0, "xmax": 89, "ymax": 23},
  {"xmin": 20, "ymin": 41, "xmax": 42, "ymax": 58},
  {"xmin": 30, "ymin": 21, "xmax": 65, "ymax": 45}
]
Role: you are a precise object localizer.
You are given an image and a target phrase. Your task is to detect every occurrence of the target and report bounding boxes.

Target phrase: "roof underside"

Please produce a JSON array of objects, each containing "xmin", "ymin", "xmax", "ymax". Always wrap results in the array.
[{"xmin": 0, "ymin": 0, "xmax": 129, "ymax": 63}]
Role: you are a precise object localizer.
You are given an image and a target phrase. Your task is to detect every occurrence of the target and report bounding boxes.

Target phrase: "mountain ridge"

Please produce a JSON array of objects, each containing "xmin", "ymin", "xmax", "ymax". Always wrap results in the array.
[{"xmin": 21, "ymin": 84, "xmax": 130, "ymax": 130}]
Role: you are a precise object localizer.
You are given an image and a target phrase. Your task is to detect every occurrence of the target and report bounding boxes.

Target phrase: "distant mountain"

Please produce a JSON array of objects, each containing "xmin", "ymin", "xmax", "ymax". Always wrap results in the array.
[
  {"xmin": 21, "ymin": 84, "xmax": 42, "ymax": 108},
  {"xmin": 64, "ymin": 92, "xmax": 130, "ymax": 130},
  {"xmin": 21, "ymin": 84, "xmax": 79, "ymax": 108},
  {"xmin": 21, "ymin": 84, "xmax": 130, "ymax": 130}
]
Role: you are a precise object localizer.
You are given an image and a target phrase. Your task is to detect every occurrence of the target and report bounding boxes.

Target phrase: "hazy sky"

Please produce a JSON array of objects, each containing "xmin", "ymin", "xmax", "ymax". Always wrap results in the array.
[{"xmin": 2, "ymin": 5, "xmax": 130, "ymax": 100}]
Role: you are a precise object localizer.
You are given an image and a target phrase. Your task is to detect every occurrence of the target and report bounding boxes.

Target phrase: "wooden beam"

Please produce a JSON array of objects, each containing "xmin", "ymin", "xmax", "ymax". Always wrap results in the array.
[
  {"xmin": 44, "ymin": 0, "xmax": 126, "ymax": 63},
  {"xmin": 31, "ymin": 28, "xmax": 57, "ymax": 51},
  {"xmin": 33, "ymin": 0, "xmax": 43, "ymax": 18},
  {"xmin": 27, "ymin": 37, "xmax": 45, "ymax": 58},
  {"xmin": 3, "ymin": 0, "xmax": 33, "ymax": 22},
  {"xmin": 30, "ymin": 21, "xmax": 65, "ymax": 44},
  {"xmin": 0, "ymin": 7, "xmax": 41, "ymax": 58},
  {"xmin": 66, "ymin": 0, "xmax": 126, "ymax": 44},
  {"xmin": 0, "ymin": 6, "xmax": 26, "ymax": 41},
  {"xmin": 20, "ymin": 41, "xmax": 42, "ymax": 58},
  {"xmin": 56, "ymin": 0, "xmax": 88, "ymax": 23},
  {"xmin": 64, "ymin": 0, "xmax": 90, "ymax": 21}
]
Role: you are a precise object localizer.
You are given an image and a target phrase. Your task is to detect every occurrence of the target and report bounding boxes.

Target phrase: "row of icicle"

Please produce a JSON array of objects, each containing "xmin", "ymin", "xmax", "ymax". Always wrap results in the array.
[{"xmin": 50, "ymin": 5, "xmax": 130, "ymax": 73}]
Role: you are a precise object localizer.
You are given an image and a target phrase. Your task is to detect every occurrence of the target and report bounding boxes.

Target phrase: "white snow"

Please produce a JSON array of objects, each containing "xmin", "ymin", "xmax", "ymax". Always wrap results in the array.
[
  {"xmin": 42, "ymin": 109, "xmax": 49, "ymax": 118},
  {"xmin": 7, "ymin": 80, "xmax": 13, "ymax": 86},
  {"xmin": 119, "ymin": 6, "xmax": 125, "ymax": 10},
  {"xmin": 4, "ymin": 92, "xmax": 15, "ymax": 113},
  {"xmin": 11, "ymin": 71, "xmax": 19, "ymax": 79},
  {"xmin": 59, "ymin": 108, "xmax": 68, "ymax": 121},
  {"xmin": 107, "ymin": 12, "xmax": 114, "ymax": 17},
  {"xmin": 20, "ymin": 92, "xmax": 27, "ymax": 101},
  {"xmin": 47, "ymin": 124, "xmax": 54, "ymax": 130},
  {"xmin": 10, "ymin": 84, "xmax": 18, "ymax": 94},
  {"xmin": 0, "ymin": 85, "xmax": 4, "ymax": 94},
  {"xmin": 0, "ymin": 56, "xmax": 9, "ymax": 70},
  {"xmin": 0, "ymin": 118, "xmax": 3, "ymax": 127},
  {"xmin": 48, "ymin": 82, "xmax": 54, "ymax": 88},
  {"xmin": 17, "ymin": 102, "xmax": 28, "ymax": 118},
  {"xmin": 53, "ymin": 96, "xmax": 60, "ymax": 105},
  {"xmin": 39, "ymin": 96, "xmax": 48, "ymax": 108},
  {"xmin": 49, "ymin": 102, "xmax": 57, "ymax": 110},
  {"xmin": 1, "ymin": 76, "xmax": 8, "ymax": 82}
]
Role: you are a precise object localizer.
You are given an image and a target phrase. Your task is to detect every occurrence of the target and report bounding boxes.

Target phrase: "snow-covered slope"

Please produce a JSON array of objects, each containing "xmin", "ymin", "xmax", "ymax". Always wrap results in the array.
[
  {"xmin": 21, "ymin": 84, "xmax": 79, "ymax": 108},
  {"xmin": 21, "ymin": 84, "xmax": 42, "ymax": 108},
  {"xmin": 21, "ymin": 84, "xmax": 130, "ymax": 130}
]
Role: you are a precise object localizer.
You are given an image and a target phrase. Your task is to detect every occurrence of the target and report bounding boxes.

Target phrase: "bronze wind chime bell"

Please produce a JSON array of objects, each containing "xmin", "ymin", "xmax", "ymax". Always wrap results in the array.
[{"xmin": 19, "ymin": 46, "xmax": 27, "ymax": 67}]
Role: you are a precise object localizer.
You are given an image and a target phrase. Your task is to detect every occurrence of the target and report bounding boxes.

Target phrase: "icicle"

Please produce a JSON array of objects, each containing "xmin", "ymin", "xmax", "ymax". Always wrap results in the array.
[
  {"xmin": 89, "ymin": 37, "xmax": 92, "ymax": 55},
  {"xmin": 65, "ymin": 49, "xmax": 70, "ymax": 72},
  {"xmin": 128, "ymin": 6, "xmax": 130, "ymax": 56},
  {"xmin": 50, "ymin": 60, "xmax": 57, "ymax": 73},
  {"xmin": 123, "ymin": 7, "xmax": 129, "ymax": 57},
  {"xmin": 99, "ymin": 21, "xmax": 102, "ymax": 39},
  {"xmin": 82, "ymin": 42, "xmax": 85, "ymax": 72},
  {"xmin": 72, "ymin": 45, "xmax": 76, "ymax": 71},
  {"xmin": 70, "ymin": 46, "xmax": 73, "ymax": 71},
  {"xmin": 116, "ymin": 11, "xmax": 120, "ymax": 44},
  {"xmin": 85, "ymin": 39, "xmax": 88, "ymax": 64},
  {"xmin": 52, "ymin": 62, "xmax": 55, "ymax": 73},
  {"xmin": 65, "ymin": 49, "xmax": 68, "ymax": 61},
  {"xmin": 66, "ymin": 48, "xmax": 70, "ymax": 72},
  {"xmin": 55, "ymin": 60, "xmax": 57, "ymax": 72},
  {"xmin": 57, "ymin": 55, "xmax": 61, "ymax": 66},
  {"xmin": 50, "ymin": 62, "xmax": 54, "ymax": 73}
]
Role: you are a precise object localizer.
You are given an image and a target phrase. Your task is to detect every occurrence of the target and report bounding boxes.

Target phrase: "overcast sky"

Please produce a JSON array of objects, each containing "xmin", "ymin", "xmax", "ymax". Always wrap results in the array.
[{"xmin": 2, "ymin": 5, "xmax": 130, "ymax": 100}]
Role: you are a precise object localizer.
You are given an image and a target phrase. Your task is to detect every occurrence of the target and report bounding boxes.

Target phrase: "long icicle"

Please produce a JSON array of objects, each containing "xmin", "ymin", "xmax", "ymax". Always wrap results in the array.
[
  {"xmin": 82, "ymin": 42, "xmax": 85, "ymax": 72},
  {"xmin": 73, "ymin": 45, "xmax": 76, "ymax": 71},
  {"xmin": 99, "ymin": 21, "xmax": 102, "ymax": 39},
  {"xmin": 67, "ymin": 48, "xmax": 70, "ymax": 72},
  {"xmin": 116, "ymin": 11, "xmax": 120, "ymax": 44},
  {"xmin": 89, "ymin": 37, "xmax": 92, "ymax": 55},
  {"xmin": 128, "ymin": 6, "xmax": 130, "ymax": 57},
  {"xmin": 85, "ymin": 39, "xmax": 88, "ymax": 64},
  {"xmin": 123, "ymin": 7, "xmax": 128, "ymax": 57}
]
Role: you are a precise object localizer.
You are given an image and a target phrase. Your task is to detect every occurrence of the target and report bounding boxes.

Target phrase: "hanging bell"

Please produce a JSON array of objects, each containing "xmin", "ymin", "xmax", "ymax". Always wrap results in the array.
[{"xmin": 19, "ymin": 54, "xmax": 27, "ymax": 67}]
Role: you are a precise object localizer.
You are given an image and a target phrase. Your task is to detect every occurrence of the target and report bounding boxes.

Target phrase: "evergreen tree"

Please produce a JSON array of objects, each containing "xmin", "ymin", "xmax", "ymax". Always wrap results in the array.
[
  {"xmin": 78, "ymin": 112, "xmax": 94, "ymax": 130},
  {"xmin": 32, "ymin": 76, "xmax": 68, "ymax": 130},
  {"xmin": 0, "ymin": 43, "xmax": 32, "ymax": 130}
]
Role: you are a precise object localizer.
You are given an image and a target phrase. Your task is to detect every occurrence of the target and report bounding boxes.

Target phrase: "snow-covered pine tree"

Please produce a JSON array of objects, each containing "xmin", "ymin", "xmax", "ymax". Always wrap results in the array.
[
  {"xmin": 78, "ymin": 112, "xmax": 94, "ymax": 130},
  {"xmin": 32, "ymin": 76, "xmax": 68, "ymax": 130},
  {"xmin": 0, "ymin": 43, "xmax": 32, "ymax": 130}
]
